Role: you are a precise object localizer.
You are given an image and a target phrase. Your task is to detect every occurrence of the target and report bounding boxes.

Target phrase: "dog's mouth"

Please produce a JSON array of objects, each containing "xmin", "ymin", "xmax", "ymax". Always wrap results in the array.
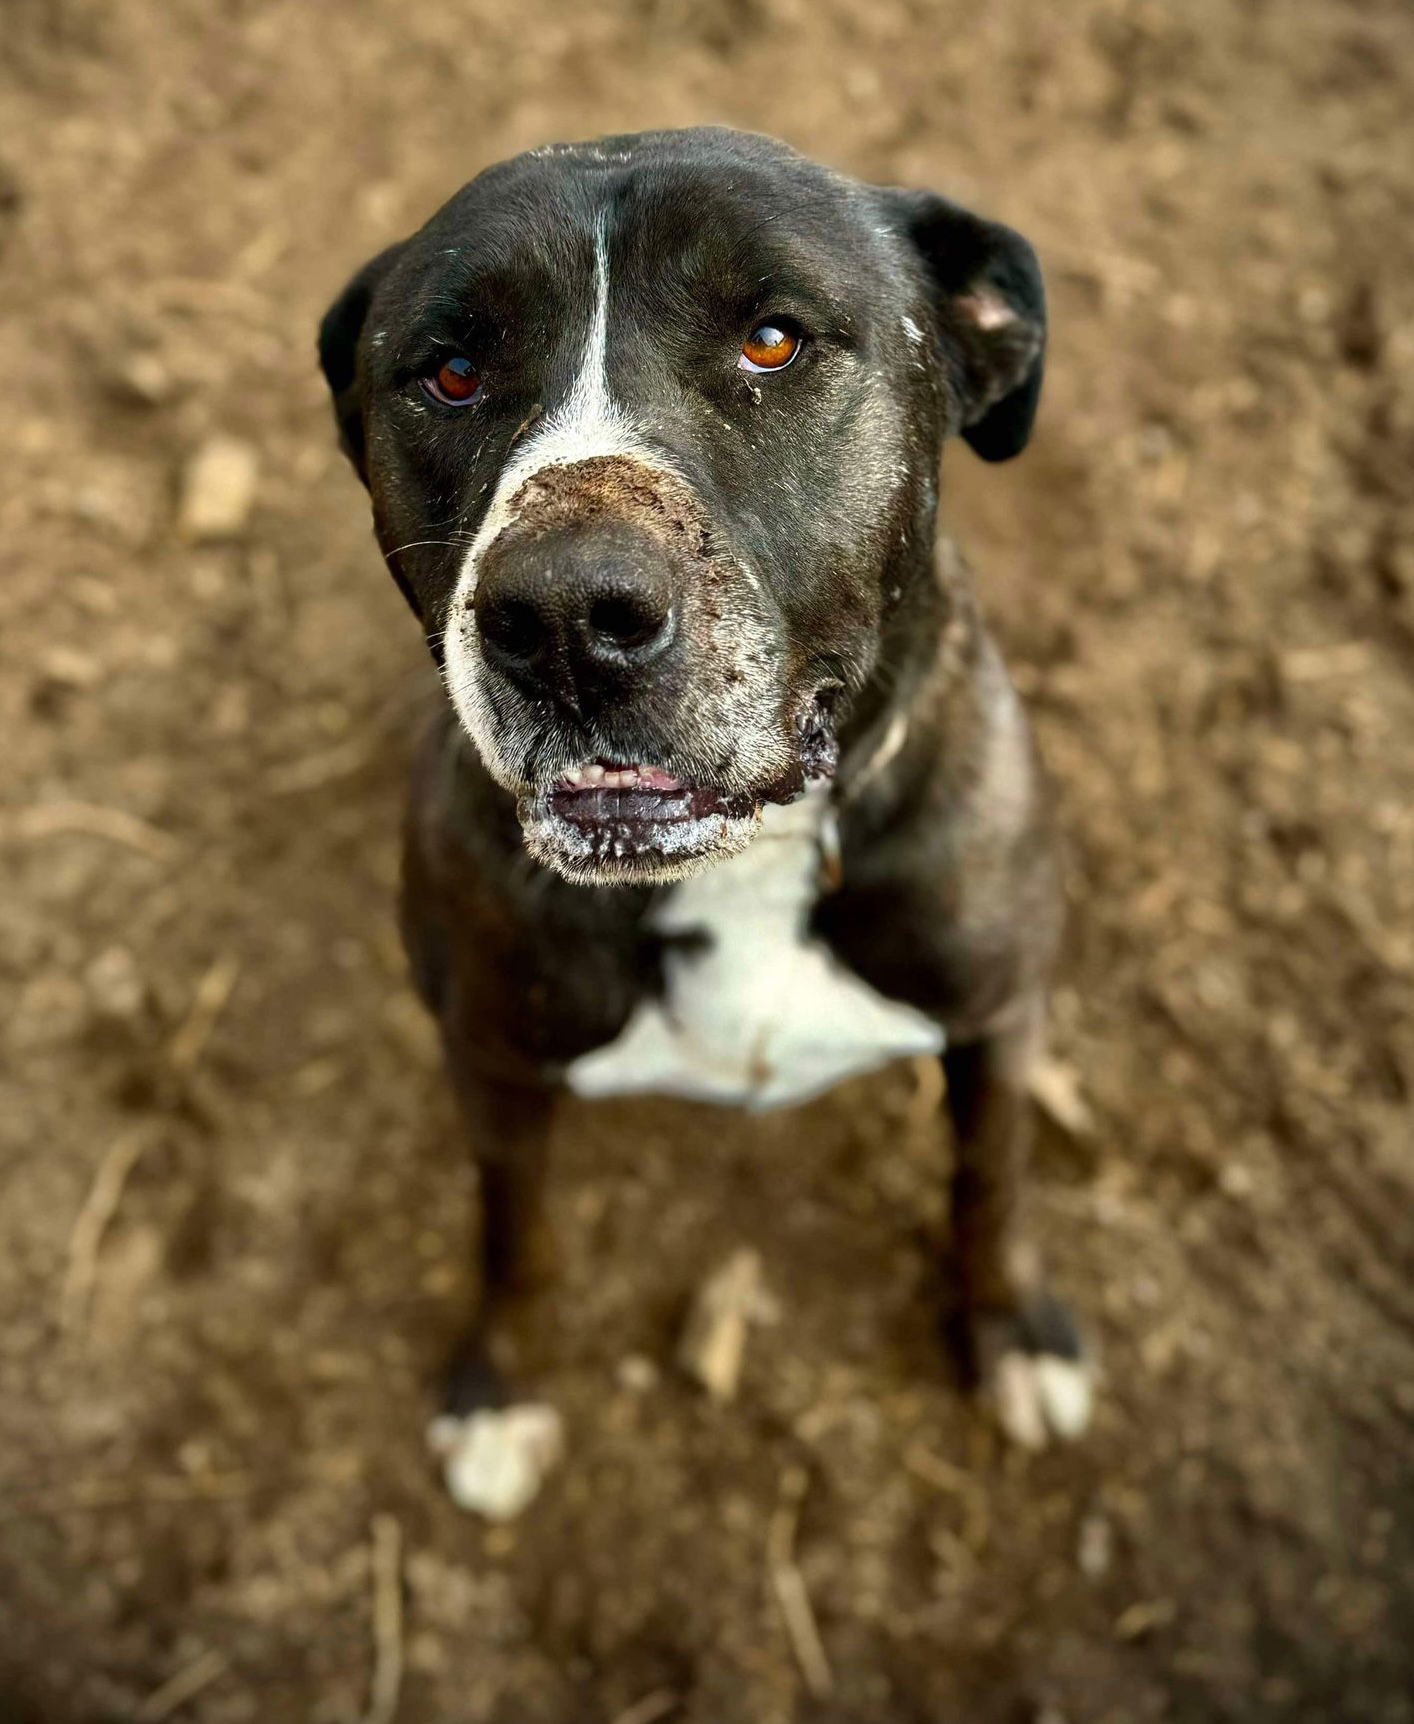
[
  {"xmin": 546, "ymin": 762, "xmax": 756, "ymax": 828},
  {"xmin": 522, "ymin": 759, "xmax": 763, "ymax": 883},
  {"xmin": 518, "ymin": 696, "xmax": 841, "ymax": 885}
]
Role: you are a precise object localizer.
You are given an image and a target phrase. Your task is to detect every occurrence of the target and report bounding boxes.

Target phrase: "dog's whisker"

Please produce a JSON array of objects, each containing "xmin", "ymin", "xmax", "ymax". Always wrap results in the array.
[{"xmin": 386, "ymin": 538, "xmax": 462, "ymax": 559}]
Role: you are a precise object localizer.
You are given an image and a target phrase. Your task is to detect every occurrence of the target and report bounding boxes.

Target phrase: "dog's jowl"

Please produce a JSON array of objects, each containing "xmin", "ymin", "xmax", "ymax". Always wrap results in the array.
[{"xmin": 320, "ymin": 128, "xmax": 1089, "ymax": 1517}]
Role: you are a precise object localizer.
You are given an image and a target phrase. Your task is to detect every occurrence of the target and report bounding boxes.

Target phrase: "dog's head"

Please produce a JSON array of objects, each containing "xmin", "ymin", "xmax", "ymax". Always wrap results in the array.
[{"xmin": 320, "ymin": 128, "xmax": 1044, "ymax": 884}]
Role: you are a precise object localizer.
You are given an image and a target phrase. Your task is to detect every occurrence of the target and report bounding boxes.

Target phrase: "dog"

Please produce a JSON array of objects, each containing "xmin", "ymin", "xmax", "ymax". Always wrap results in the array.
[{"xmin": 319, "ymin": 127, "xmax": 1091, "ymax": 1516}]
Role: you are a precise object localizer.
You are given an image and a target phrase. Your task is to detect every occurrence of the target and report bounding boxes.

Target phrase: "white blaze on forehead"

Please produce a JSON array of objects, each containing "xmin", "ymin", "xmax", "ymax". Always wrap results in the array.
[{"xmin": 558, "ymin": 211, "xmax": 617, "ymax": 442}]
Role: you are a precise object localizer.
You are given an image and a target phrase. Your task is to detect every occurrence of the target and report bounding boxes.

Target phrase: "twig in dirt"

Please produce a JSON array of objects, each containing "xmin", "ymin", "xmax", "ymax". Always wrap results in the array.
[
  {"xmin": 904, "ymin": 1444, "xmax": 990, "ymax": 1555},
  {"xmin": 266, "ymin": 737, "xmax": 376, "ymax": 795},
  {"xmin": 1029, "ymin": 1057, "xmax": 1095, "ymax": 1139},
  {"xmin": 767, "ymin": 1465, "xmax": 833, "ymax": 1700},
  {"xmin": 609, "ymin": 1690, "xmax": 679, "ymax": 1724},
  {"xmin": 1280, "ymin": 641, "xmax": 1371, "ymax": 682},
  {"xmin": 1114, "ymin": 1597, "xmax": 1176, "ymax": 1641},
  {"xmin": 906, "ymin": 1052, "xmax": 945, "ymax": 1138},
  {"xmin": 168, "ymin": 955, "xmax": 240, "ymax": 1074},
  {"xmin": 11, "ymin": 800, "xmax": 180, "ymax": 863},
  {"xmin": 59, "ymin": 1125, "xmax": 154, "ymax": 1336},
  {"xmin": 135, "ymin": 1648, "xmax": 228, "ymax": 1721},
  {"xmin": 361, "ymin": 1513, "xmax": 404, "ymax": 1724},
  {"xmin": 677, "ymin": 1247, "xmax": 762, "ymax": 1402}
]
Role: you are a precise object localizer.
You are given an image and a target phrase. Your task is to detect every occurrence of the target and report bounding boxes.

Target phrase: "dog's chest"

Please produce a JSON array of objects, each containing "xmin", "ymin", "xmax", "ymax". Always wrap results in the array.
[{"xmin": 566, "ymin": 793, "xmax": 943, "ymax": 1110}]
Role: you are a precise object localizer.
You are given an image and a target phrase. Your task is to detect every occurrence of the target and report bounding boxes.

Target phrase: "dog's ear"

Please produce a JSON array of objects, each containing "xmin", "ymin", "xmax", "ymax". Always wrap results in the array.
[
  {"xmin": 887, "ymin": 189, "xmax": 1045, "ymax": 462},
  {"xmin": 317, "ymin": 243, "xmax": 405, "ymax": 483}
]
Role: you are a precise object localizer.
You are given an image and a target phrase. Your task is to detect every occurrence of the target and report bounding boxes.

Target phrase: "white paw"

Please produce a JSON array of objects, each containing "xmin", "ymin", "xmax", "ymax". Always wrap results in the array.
[
  {"xmin": 427, "ymin": 1403, "xmax": 564, "ymax": 1520},
  {"xmin": 992, "ymin": 1350, "xmax": 1094, "ymax": 1450}
]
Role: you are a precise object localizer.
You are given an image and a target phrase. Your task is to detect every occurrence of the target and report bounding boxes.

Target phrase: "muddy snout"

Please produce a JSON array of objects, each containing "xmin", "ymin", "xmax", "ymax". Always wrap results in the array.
[
  {"xmin": 470, "ymin": 454, "xmax": 727, "ymax": 724},
  {"xmin": 458, "ymin": 454, "xmax": 801, "ymax": 874}
]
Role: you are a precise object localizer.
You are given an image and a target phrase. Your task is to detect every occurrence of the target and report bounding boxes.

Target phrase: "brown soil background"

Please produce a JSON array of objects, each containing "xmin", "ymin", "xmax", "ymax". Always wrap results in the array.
[{"xmin": 2, "ymin": 2, "xmax": 1413, "ymax": 1720}]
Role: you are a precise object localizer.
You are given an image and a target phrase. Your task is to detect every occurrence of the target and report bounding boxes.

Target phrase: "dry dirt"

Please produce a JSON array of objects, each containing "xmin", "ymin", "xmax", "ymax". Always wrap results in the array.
[{"xmin": 2, "ymin": 1, "xmax": 1413, "ymax": 1720}]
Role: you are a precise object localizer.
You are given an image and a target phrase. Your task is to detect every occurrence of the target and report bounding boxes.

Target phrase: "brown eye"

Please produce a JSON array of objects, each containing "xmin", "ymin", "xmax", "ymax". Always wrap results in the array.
[
  {"xmin": 739, "ymin": 323, "xmax": 801, "ymax": 373},
  {"xmin": 421, "ymin": 356, "xmax": 483, "ymax": 406}
]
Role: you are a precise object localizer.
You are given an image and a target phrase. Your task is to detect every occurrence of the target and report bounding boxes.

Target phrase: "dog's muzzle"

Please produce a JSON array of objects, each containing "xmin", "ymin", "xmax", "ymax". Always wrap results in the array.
[{"xmin": 450, "ymin": 455, "xmax": 836, "ymax": 884}]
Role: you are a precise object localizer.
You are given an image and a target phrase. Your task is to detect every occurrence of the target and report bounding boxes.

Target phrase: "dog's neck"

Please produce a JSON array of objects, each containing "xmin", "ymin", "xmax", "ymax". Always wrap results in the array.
[{"xmin": 835, "ymin": 517, "xmax": 980, "ymax": 805}]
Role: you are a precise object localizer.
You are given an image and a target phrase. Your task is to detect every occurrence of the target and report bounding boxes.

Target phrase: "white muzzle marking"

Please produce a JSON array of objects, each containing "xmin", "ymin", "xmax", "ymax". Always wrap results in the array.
[{"xmin": 440, "ymin": 211, "xmax": 678, "ymax": 787}]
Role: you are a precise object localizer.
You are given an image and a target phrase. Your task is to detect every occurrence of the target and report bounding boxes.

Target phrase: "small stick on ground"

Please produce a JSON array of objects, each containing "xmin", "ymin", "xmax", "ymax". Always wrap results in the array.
[
  {"xmin": 1029, "ymin": 1056, "xmax": 1095, "ymax": 1139},
  {"xmin": 361, "ymin": 1513, "xmax": 404, "ymax": 1724},
  {"xmin": 609, "ymin": 1689, "xmax": 679, "ymax": 1724},
  {"xmin": 135, "ymin": 1648, "xmax": 228, "ymax": 1722},
  {"xmin": 266, "ymin": 738, "xmax": 375, "ymax": 795},
  {"xmin": 906, "ymin": 1052, "xmax": 945, "ymax": 1140},
  {"xmin": 12, "ymin": 800, "xmax": 181, "ymax": 863},
  {"xmin": 904, "ymin": 1443, "xmax": 991, "ymax": 1555},
  {"xmin": 168, "ymin": 954, "xmax": 240, "ymax": 1074},
  {"xmin": 767, "ymin": 1465, "xmax": 833, "ymax": 1699},
  {"xmin": 59, "ymin": 1124, "xmax": 154, "ymax": 1336},
  {"xmin": 677, "ymin": 1248, "xmax": 762, "ymax": 1403}
]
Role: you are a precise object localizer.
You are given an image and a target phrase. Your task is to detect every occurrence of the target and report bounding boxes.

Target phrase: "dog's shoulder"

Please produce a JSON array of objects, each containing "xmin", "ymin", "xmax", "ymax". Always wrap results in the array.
[{"xmin": 817, "ymin": 599, "xmax": 1063, "ymax": 1036}]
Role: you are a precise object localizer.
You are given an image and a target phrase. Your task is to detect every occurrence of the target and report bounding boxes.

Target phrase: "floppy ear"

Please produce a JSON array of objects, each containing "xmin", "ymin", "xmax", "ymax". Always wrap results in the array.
[
  {"xmin": 888, "ymin": 189, "xmax": 1045, "ymax": 462},
  {"xmin": 317, "ymin": 243, "xmax": 405, "ymax": 483}
]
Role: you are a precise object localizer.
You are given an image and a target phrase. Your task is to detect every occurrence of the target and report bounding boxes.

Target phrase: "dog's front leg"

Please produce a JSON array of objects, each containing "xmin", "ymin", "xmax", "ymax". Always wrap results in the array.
[
  {"xmin": 428, "ymin": 1068, "xmax": 566, "ymax": 1518},
  {"xmin": 944, "ymin": 997, "xmax": 1094, "ymax": 1450},
  {"xmin": 448, "ymin": 1072, "xmax": 558, "ymax": 1402}
]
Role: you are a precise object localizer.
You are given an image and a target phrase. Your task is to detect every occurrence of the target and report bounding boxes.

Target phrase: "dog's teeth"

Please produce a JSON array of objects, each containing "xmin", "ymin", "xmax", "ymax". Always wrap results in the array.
[{"xmin": 552, "ymin": 762, "xmax": 689, "ymax": 798}]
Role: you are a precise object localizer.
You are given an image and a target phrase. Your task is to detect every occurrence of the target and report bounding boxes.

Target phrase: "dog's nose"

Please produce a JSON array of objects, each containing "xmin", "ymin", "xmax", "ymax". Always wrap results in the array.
[{"xmin": 474, "ymin": 519, "xmax": 676, "ymax": 715}]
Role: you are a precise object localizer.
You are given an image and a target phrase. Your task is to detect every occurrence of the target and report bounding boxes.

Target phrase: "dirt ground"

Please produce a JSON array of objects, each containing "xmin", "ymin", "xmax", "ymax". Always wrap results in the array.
[{"xmin": 2, "ymin": 0, "xmax": 1413, "ymax": 1720}]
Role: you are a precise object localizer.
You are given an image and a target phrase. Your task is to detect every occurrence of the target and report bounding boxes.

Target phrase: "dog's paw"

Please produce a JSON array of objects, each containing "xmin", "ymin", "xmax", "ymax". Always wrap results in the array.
[
  {"xmin": 992, "ymin": 1348, "xmax": 1093, "ymax": 1449},
  {"xmin": 427, "ymin": 1403, "xmax": 564, "ymax": 1520},
  {"xmin": 430, "ymin": 1339, "xmax": 563, "ymax": 1519},
  {"xmin": 965, "ymin": 1291, "xmax": 1095, "ymax": 1451}
]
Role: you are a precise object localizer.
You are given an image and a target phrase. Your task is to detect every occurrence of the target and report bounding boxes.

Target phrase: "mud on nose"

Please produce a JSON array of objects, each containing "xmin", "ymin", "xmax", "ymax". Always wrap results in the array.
[{"xmin": 474, "ymin": 517, "xmax": 677, "ymax": 708}]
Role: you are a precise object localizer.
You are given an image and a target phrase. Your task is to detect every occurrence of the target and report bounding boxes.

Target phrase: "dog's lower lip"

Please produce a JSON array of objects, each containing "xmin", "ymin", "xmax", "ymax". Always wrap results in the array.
[{"xmin": 546, "ymin": 785, "xmax": 742, "ymax": 826}]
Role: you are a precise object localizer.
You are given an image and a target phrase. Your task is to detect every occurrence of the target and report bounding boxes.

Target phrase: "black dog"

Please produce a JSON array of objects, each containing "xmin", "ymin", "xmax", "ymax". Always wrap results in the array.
[{"xmin": 320, "ymin": 127, "xmax": 1090, "ymax": 1516}]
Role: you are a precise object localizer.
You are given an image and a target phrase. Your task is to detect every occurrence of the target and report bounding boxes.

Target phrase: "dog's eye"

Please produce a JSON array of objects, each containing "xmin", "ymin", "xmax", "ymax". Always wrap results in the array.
[
  {"xmin": 739, "ymin": 323, "xmax": 801, "ymax": 373},
  {"xmin": 421, "ymin": 356, "xmax": 484, "ymax": 406}
]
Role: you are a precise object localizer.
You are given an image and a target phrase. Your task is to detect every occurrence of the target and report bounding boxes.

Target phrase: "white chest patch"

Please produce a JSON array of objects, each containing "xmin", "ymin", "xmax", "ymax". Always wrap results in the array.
[{"xmin": 566, "ymin": 791, "xmax": 944, "ymax": 1111}]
